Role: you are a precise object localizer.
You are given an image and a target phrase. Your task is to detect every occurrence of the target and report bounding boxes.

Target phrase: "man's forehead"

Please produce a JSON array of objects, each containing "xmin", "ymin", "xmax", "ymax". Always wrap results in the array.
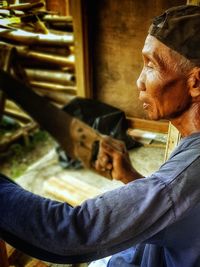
[
  {"xmin": 142, "ymin": 35, "xmax": 166, "ymax": 60},
  {"xmin": 142, "ymin": 34, "xmax": 178, "ymax": 69},
  {"xmin": 142, "ymin": 35, "xmax": 157, "ymax": 54}
]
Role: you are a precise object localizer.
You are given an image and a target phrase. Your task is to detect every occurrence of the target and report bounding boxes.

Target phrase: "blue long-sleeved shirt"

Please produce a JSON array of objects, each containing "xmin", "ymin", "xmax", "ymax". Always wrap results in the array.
[{"xmin": 1, "ymin": 133, "xmax": 200, "ymax": 266}]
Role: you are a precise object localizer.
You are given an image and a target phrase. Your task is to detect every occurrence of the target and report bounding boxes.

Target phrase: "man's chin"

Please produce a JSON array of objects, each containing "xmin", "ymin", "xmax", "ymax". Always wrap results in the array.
[{"xmin": 146, "ymin": 112, "xmax": 160, "ymax": 121}]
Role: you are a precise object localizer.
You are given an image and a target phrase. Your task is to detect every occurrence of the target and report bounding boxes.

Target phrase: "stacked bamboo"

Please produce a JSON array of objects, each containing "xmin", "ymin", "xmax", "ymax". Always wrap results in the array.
[
  {"xmin": 0, "ymin": 0, "xmax": 77, "ymax": 149},
  {"xmin": 1, "ymin": 0, "xmax": 77, "ymax": 107}
]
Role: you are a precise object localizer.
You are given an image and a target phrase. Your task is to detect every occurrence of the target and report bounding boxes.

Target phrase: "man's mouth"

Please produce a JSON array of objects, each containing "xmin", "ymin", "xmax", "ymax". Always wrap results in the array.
[
  {"xmin": 139, "ymin": 94, "xmax": 150, "ymax": 110},
  {"xmin": 143, "ymin": 102, "xmax": 150, "ymax": 110}
]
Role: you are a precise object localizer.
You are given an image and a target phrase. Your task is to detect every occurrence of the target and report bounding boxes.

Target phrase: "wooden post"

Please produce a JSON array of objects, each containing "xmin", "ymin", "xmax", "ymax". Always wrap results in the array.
[
  {"xmin": 69, "ymin": 0, "xmax": 93, "ymax": 98},
  {"xmin": 0, "ymin": 240, "xmax": 9, "ymax": 267},
  {"xmin": 164, "ymin": 123, "xmax": 181, "ymax": 161}
]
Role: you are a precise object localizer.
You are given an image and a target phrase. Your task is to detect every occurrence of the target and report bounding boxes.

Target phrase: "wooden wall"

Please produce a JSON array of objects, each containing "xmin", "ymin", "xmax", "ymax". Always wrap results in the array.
[
  {"xmin": 46, "ymin": 0, "xmax": 70, "ymax": 15},
  {"xmin": 88, "ymin": 0, "xmax": 186, "ymax": 118}
]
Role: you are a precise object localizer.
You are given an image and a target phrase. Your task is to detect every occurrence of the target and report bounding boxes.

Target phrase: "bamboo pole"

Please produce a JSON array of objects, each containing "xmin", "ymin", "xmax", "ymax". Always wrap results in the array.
[
  {"xmin": 32, "ymin": 87, "xmax": 75, "ymax": 105},
  {"xmin": 25, "ymin": 69, "xmax": 75, "ymax": 85},
  {"xmin": 30, "ymin": 81, "xmax": 77, "ymax": 93},
  {"xmin": 0, "ymin": 29, "xmax": 74, "ymax": 46},
  {"xmin": 1, "ymin": 1, "xmax": 44, "ymax": 11},
  {"xmin": 43, "ymin": 15, "xmax": 73, "ymax": 23},
  {"xmin": 17, "ymin": 47, "xmax": 75, "ymax": 67},
  {"xmin": 5, "ymin": 100, "xmax": 32, "ymax": 123},
  {"xmin": 4, "ymin": 109, "xmax": 32, "ymax": 123}
]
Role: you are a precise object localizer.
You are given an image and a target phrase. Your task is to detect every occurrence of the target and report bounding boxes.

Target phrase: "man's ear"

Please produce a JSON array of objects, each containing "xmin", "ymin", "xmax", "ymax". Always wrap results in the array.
[{"xmin": 188, "ymin": 67, "xmax": 200, "ymax": 98}]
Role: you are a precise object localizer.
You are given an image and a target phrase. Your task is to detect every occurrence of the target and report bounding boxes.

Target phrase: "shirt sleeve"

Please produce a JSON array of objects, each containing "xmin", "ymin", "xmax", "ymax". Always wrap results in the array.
[
  {"xmin": 0, "ymin": 173, "xmax": 173, "ymax": 263},
  {"xmin": 0, "ymin": 149, "xmax": 200, "ymax": 264}
]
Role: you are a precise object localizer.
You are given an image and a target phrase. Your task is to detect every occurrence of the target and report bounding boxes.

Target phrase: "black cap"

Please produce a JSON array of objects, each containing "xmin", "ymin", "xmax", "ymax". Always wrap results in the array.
[{"xmin": 149, "ymin": 5, "xmax": 200, "ymax": 62}]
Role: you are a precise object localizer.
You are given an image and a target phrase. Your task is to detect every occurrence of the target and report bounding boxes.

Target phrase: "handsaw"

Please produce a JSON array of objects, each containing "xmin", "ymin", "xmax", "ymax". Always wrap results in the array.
[{"xmin": 0, "ymin": 69, "xmax": 112, "ymax": 179}]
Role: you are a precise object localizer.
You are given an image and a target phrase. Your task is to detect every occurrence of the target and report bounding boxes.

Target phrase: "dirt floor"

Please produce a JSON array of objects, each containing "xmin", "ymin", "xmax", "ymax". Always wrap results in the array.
[{"xmin": 0, "ymin": 129, "xmax": 56, "ymax": 179}]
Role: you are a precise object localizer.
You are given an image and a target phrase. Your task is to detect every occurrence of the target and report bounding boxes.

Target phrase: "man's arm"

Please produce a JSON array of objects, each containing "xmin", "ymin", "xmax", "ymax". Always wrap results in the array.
[{"xmin": 0, "ymin": 171, "xmax": 175, "ymax": 264}]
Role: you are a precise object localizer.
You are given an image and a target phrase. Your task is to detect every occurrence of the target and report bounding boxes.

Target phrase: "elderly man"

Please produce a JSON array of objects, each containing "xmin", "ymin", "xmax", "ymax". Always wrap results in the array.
[{"xmin": 0, "ymin": 4, "xmax": 200, "ymax": 267}]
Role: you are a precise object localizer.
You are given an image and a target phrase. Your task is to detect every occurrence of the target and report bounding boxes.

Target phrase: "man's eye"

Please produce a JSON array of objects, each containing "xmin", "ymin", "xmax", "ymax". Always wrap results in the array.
[{"xmin": 147, "ymin": 61, "xmax": 154, "ymax": 68}]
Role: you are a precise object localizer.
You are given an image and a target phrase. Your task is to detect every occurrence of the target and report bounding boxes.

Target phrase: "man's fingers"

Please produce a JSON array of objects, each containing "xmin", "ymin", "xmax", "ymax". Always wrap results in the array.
[
  {"xmin": 109, "ymin": 138, "xmax": 125, "ymax": 150},
  {"xmin": 100, "ymin": 154, "xmax": 110, "ymax": 165},
  {"xmin": 94, "ymin": 160, "xmax": 102, "ymax": 171},
  {"xmin": 105, "ymin": 162, "xmax": 113, "ymax": 170},
  {"xmin": 94, "ymin": 151, "xmax": 113, "ymax": 171},
  {"xmin": 101, "ymin": 140, "xmax": 125, "ymax": 155},
  {"xmin": 94, "ymin": 159, "xmax": 113, "ymax": 172}
]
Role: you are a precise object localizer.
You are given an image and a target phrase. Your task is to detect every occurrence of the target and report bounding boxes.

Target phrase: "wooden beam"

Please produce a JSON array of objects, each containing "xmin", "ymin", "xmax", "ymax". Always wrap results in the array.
[{"xmin": 127, "ymin": 117, "xmax": 169, "ymax": 134}]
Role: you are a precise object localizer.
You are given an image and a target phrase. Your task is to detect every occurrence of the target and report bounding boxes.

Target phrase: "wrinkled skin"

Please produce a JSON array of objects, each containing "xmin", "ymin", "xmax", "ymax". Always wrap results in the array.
[{"xmin": 95, "ymin": 35, "xmax": 200, "ymax": 183}]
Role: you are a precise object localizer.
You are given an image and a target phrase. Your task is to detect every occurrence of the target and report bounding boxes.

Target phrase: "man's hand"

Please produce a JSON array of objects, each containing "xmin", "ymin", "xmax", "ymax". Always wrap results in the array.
[{"xmin": 94, "ymin": 137, "xmax": 143, "ymax": 184}]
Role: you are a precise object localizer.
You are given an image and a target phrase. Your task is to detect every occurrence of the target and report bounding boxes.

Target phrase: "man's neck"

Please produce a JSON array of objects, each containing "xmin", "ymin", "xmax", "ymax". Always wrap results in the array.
[{"xmin": 171, "ymin": 103, "xmax": 200, "ymax": 137}]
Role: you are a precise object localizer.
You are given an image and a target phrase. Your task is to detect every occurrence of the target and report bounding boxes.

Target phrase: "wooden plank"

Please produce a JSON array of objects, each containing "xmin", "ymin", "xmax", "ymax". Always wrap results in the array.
[
  {"xmin": 127, "ymin": 117, "xmax": 169, "ymax": 133},
  {"xmin": 0, "ymin": 240, "xmax": 9, "ymax": 267},
  {"xmin": 44, "ymin": 175, "xmax": 103, "ymax": 206},
  {"xmin": 70, "ymin": 0, "xmax": 92, "ymax": 98},
  {"xmin": 164, "ymin": 123, "xmax": 181, "ymax": 160}
]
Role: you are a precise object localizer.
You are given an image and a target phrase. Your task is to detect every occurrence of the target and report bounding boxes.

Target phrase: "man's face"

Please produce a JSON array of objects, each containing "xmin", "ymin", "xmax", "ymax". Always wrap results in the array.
[{"xmin": 137, "ymin": 35, "xmax": 191, "ymax": 121}]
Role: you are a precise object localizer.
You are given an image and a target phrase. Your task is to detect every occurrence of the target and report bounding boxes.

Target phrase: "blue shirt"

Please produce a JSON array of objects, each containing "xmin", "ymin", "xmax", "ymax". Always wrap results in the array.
[{"xmin": 0, "ymin": 133, "xmax": 200, "ymax": 266}]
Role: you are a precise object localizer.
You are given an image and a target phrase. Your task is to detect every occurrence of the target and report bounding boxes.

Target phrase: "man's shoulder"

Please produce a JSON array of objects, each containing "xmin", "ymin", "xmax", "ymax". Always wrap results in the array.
[
  {"xmin": 154, "ymin": 133, "xmax": 200, "ymax": 183},
  {"xmin": 170, "ymin": 132, "xmax": 200, "ymax": 158}
]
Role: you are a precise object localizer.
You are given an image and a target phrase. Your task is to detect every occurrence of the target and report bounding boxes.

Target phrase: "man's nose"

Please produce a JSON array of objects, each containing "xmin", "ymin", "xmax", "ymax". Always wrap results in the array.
[{"xmin": 136, "ymin": 69, "xmax": 146, "ymax": 91}]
